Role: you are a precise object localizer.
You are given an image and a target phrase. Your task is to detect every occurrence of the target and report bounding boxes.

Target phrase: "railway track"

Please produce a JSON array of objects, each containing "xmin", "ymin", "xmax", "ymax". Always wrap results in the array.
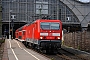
[
  {"xmin": 46, "ymin": 49, "xmax": 83, "ymax": 60},
  {"xmin": 25, "ymin": 45, "xmax": 85, "ymax": 60},
  {"xmin": 19, "ymin": 40, "xmax": 89, "ymax": 60}
]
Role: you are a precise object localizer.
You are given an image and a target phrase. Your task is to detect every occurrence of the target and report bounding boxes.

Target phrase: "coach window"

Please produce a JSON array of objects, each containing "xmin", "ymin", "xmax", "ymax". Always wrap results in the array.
[
  {"xmin": 23, "ymin": 31, "xmax": 25, "ymax": 35},
  {"xmin": 17, "ymin": 33, "xmax": 18, "ymax": 36}
]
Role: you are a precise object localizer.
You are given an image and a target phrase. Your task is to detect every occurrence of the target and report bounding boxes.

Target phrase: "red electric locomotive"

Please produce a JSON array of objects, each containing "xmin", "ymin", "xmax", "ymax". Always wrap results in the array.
[{"xmin": 15, "ymin": 19, "xmax": 62, "ymax": 53}]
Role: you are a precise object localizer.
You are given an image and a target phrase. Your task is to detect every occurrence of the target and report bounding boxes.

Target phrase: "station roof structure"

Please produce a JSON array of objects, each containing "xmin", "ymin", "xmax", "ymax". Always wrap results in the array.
[{"xmin": 60, "ymin": 0, "xmax": 90, "ymax": 27}]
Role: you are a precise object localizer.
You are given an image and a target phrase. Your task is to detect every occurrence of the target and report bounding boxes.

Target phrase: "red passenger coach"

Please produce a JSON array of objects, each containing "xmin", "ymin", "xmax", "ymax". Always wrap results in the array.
[
  {"xmin": 15, "ymin": 24, "xmax": 28, "ymax": 41},
  {"xmin": 15, "ymin": 19, "xmax": 62, "ymax": 53},
  {"xmin": 15, "ymin": 29, "xmax": 19, "ymax": 40},
  {"xmin": 21, "ymin": 25, "xmax": 27, "ymax": 41}
]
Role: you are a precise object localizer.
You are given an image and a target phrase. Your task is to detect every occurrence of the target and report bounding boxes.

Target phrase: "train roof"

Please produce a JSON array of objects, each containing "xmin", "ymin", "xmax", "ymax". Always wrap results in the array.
[
  {"xmin": 16, "ymin": 19, "xmax": 62, "ymax": 31},
  {"xmin": 34, "ymin": 19, "xmax": 61, "ymax": 23}
]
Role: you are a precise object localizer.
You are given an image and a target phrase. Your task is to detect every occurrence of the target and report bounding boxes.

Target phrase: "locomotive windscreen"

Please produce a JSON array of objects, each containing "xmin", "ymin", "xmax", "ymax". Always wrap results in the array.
[{"xmin": 40, "ymin": 22, "xmax": 60, "ymax": 30}]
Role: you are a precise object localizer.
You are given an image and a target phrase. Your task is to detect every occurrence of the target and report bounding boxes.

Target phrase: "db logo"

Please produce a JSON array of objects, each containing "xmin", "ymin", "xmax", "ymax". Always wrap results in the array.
[{"xmin": 48, "ymin": 33, "xmax": 52, "ymax": 36}]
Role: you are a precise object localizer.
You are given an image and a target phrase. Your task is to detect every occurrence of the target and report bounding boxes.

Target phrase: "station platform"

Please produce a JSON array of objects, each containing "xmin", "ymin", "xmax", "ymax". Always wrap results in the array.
[{"xmin": 2, "ymin": 39, "xmax": 50, "ymax": 60}]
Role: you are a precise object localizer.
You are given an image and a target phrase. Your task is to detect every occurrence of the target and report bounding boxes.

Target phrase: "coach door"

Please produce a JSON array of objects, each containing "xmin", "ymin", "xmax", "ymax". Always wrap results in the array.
[{"xmin": 22, "ymin": 30, "xmax": 26, "ymax": 40}]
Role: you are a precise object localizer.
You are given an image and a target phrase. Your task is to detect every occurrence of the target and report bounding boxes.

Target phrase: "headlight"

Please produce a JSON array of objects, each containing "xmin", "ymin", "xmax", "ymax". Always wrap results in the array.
[
  {"xmin": 57, "ymin": 37, "xmax": 60, "ymax": 39},
  {"xmin": 40, "ymin": 37, "xmax": 43, "ymax": 39}
]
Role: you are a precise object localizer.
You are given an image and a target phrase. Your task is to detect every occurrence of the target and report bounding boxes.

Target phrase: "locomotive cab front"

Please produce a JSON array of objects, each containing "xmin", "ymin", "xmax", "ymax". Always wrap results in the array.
[{"xmin": 39, "ymin": 20, "xmax": 62, "ymax": 52}]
